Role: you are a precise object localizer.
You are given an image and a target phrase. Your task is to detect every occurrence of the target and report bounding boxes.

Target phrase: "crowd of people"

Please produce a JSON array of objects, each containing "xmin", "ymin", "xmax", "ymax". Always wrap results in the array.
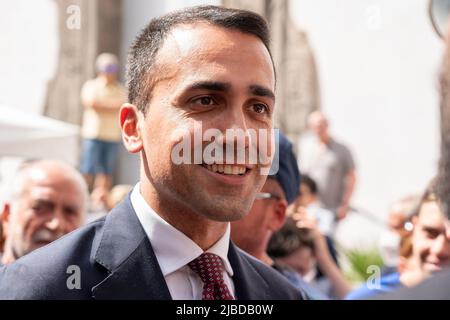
[{"xmin": 0, "ymin": 4, "xmax": 449, "ymax": 300}]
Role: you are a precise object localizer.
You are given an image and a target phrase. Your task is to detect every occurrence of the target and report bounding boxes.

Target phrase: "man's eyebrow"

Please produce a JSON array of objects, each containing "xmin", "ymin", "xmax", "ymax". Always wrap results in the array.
[
  {"xmin": 422, "ymin": 225, "xmax": 444, "ymax": 233},
  {"xmin": 32, "ymin": 199, "xmax": 54, "ymax": 208},
  {"xmin": 249, "ymin": 85, "xmax": 275, "ymax": 101},
  {"xmin": 187, "ymin": 81, "xmax": 231, "ymax": 92},
  {"xmin": 63, "ymin": 204, "xmax": 80, "ymax": 212},
  {"xmin": 185, "ymin": 82, "xmax": 275, "ymax": 101}
]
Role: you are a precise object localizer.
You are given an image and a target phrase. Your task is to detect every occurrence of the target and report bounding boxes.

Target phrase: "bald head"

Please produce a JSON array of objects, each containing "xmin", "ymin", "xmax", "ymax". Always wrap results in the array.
[
  {"xmin": 10, "ymin": 160, "xmax": 88, "ymax": 209},
  {"xmin": 1, "ymin": 160, "xmax": 88, "ymax": 264},
  {"xmin": 308, "ymin": 111, "xmax": 329, "ymax": 141}
]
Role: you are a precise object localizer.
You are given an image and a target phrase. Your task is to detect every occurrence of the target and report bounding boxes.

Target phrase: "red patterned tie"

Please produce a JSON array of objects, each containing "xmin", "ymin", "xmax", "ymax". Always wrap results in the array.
[{"xmin": 188, "ymin": 252, "xmax": 234, "ymax": 300}]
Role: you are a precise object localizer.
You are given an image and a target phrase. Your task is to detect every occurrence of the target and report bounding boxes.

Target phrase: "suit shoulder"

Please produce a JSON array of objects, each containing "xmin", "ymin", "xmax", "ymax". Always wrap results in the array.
[{"xmin": 0, "ymin": 217, "xmax": 107, "ymax": 299}]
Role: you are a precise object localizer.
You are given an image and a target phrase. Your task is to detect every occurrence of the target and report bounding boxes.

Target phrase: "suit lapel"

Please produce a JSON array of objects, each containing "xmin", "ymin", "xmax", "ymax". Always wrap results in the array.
[
  {"xmin": 90, "ymin": 196, "xmax": 271, "ymax": 300},
  {"xmin": 228, "ymin": 242, "xmax": 270, "ymax": 300},
  {"xmin": 91, "ymin": 196, "xmax": 172, "ymax": 300}
]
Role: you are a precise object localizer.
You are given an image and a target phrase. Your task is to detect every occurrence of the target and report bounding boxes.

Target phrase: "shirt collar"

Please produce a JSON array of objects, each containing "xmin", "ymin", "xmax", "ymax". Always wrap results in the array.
[{"xmin": 130, "ymin": 183, "xmax": 233, "ymax": 277}]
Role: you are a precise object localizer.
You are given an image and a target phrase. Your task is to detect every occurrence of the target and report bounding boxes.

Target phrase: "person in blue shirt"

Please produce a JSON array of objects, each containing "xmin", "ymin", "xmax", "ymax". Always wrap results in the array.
[
  {"xmin": 347, "ymin": 181, "xmax": 450, "ymax": 299},
  {"xmin": 345, "ymin": 271, "xmax": 402, "ymax": 300}
]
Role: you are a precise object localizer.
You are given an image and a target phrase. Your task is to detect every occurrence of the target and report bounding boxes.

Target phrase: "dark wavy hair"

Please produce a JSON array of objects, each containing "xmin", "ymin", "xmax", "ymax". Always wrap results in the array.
[{"xmin": 267, "ymin": 218, "xmax": 315, "ymax": 258}]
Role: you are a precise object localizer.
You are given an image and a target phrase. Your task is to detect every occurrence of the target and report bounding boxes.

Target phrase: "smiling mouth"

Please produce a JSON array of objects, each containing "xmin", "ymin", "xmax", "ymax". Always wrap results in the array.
[
  {"xmin": 426, "ymin": 261, "xmax": 450, "ymax": 271},
  {"xmin": 201, "ymin": 163, "xmax": 248, "ymax": 176}
]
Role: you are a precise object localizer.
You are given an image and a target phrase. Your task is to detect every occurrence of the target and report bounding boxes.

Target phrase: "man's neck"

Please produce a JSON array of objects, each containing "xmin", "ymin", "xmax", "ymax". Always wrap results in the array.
[
  {"xmin": 98, "ymin": 75, "xmax": 115, "ymax": 85},
  {"xmin": 140, "ymin": 182, "xmax": 228, "ymax": 251},
  {"xmin": 240, "ymin": 242, "xmax": 273, "ymax": 266},
  {"xmin": 319, "ymin": 134, "xmax": 330, "ymax": 145},
  {"xmin": 250, "ymin": 249, "xmax": 273, "ymax": 266},
  {"xmin": 260, "ymin": 252, "xmax": 274, "ymax": 266},
  {"xmin": 1, "ymin": 246, "xmax": 16, "ymax": 265}
]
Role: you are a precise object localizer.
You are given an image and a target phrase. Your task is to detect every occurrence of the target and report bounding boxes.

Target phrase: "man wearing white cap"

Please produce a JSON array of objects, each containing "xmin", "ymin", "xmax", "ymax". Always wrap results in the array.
[{"xmin": 79, "ymin": 53, "xmax": 126, "ymax": 209}]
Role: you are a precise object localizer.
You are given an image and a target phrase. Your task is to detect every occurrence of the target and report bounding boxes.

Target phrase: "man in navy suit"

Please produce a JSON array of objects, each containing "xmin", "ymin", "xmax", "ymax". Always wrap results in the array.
[{"xmin": 0, "ymin": 5, "xmax": 304, "ymax": 300}]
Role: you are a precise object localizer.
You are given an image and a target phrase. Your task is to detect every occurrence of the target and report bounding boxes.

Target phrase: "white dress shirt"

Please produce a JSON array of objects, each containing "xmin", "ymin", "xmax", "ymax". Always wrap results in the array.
[{"xmin": 130, "ymin": 183, "xmax": 235, "ymax": 300}]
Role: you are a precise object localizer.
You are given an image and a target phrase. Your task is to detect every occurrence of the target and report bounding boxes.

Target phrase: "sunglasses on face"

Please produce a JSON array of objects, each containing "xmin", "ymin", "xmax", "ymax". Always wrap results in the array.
[{"xmin": 255, "ymin": 193, "xmax": 282, "ymax": 200}]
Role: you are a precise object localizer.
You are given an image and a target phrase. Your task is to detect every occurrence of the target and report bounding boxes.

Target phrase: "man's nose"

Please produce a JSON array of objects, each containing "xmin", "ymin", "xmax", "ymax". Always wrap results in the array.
[
  {"xmin": 45, "ymin": 217, "xmax": 61, "ymax": 231},
  {"xmin": 445, "ymin": 220, "xmax": 450, "ymax": 239},
  {"xmin": 45, "ymin": 208, "xmax": 68, "ymax": 232},
  {"xmin": 221, "ymin": 108, "xmax": 251, "ymax": 149},
  {"xmin": 431, "ymin": 234, "xmax": 450, "ymax": 259},
  {"xmin": 224, "ymin": 106, "xmax": 249, "ymax": 130}
]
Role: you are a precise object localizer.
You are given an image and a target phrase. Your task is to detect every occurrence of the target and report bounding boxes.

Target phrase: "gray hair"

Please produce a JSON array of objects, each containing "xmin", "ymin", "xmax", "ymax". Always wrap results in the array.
[{"xmin": 6, "ymin": 160, "xmax": 88, "ymax": 218}]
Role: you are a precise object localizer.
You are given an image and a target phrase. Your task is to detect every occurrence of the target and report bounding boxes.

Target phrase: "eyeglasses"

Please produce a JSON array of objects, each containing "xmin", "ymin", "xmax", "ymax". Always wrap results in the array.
[
  {"xmin": 255, "ymin": 193, "xmax": 282, "ymax": 200},
  {"xmin": 429, "ymin": 0, "xmax": 450, "ymax": 39}
]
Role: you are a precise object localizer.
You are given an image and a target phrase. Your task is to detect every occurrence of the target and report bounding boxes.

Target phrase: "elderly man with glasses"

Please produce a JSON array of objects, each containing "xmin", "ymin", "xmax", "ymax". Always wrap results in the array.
[{"xmin": 231, "ymin": 133, "xmax": 301, "ymax": 266}]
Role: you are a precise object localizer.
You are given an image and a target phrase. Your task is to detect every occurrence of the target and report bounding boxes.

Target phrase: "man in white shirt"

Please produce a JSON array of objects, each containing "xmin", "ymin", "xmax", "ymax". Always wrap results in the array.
[
  {"xmin": 0, "ymin": 5, "xmax": 303, "ymax": 300},
  {"xmin": 130, "ymin": 182, "xmax": 235, "ymax": 299}
]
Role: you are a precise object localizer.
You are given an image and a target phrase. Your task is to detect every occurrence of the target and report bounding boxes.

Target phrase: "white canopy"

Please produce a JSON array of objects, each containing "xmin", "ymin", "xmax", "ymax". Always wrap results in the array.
[{"xmin": 0, "ymin": 104, "xmax": 80, "ymax": 166}]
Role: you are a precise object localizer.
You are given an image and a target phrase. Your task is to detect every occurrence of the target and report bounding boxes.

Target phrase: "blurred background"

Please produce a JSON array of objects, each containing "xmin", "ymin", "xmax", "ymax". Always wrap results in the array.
[{"xmin": 0, "ymin": 0, "xmax": 444, "ymax": 270}]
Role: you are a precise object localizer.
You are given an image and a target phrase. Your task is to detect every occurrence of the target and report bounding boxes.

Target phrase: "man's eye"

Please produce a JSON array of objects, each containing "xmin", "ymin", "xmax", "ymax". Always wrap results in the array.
[
  {"xmin": 251, "ymin": 103, "xmax": 269, "ymax": 115},
  {"xmin": 192, "ymin": 96, "xmax": 215, "ymax": 106},
  {"xmin": 64, "ymin": 208, "xmax": 78, "ymax": 216},
  {"xmin": 31, "ymin": 205, "xmax": 47, "ymax": 215},
  {"xmin": 424, "ymin": 229, "xmax": 440, "ymax": 239}
]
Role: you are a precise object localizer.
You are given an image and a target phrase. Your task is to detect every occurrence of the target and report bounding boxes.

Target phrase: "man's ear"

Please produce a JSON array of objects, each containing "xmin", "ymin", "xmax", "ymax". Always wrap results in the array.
[
  {"xmin": 120, "ymin": 103, "xmax": 143, "ymax": 154},
  {"xmin": 1, "ymin": 203, "xmax": 11, "ymax": 238},
  {"xmin": 1, "ymin": 203, "xmax": 10, "ymax": 221},
  {"xmin": 268, "ymin": 199, "xmax": 288, "ymax": 232}
]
